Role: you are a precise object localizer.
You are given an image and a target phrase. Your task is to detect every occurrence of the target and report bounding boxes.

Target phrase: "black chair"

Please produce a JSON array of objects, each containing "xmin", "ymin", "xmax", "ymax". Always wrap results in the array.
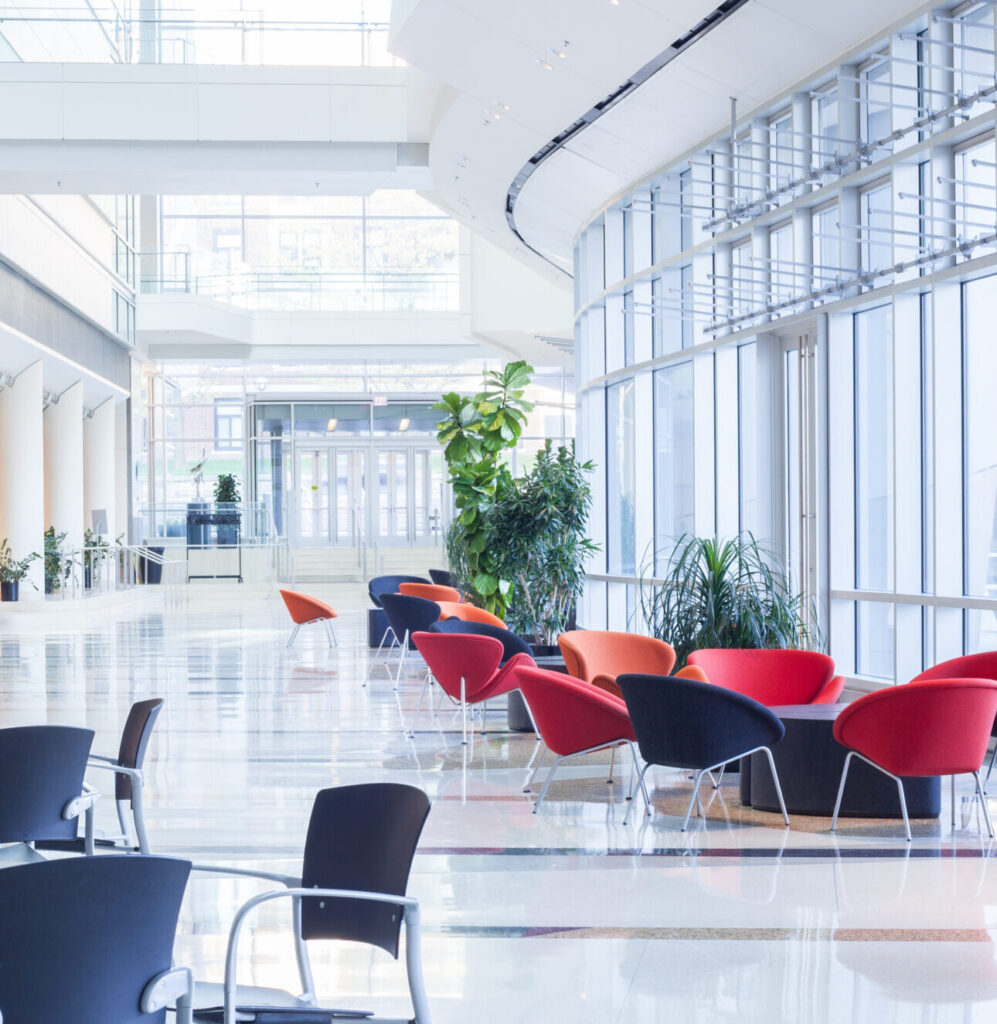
[
  {"xmin": 431, "ymin": 618, "xmax": 532, "ymax": 664},
  {"xmin": 89, "ymin": 698, "xmax": 164, "ymax": 854},
  {"xmin": 0, "ymin": 725, "xmax": 98, "ymax": 861},
  {"xmin": 367, "ymin": 575, "xmax": 430, "ymax": 649},
  {"xmin": 428, "ymin": 569, "xmax": 454, "ymax": 587},
  {"xmin": 193, "ymin": 783, "xmax": 432, "ymax": 1024},
  {"xmin": 0, "ymin": 855, "xmax": 194, "ymax": 1023},
  {"xmin": 617, "ymin": 673, "xmax": 790, "ymax": 830},
  {"xmin": 368, "ymin": 574, "xmax": 429, "ymax": 608},
  {"xmin": 368, "ymin": 593, "xmax": 440, "ymax": 687}
]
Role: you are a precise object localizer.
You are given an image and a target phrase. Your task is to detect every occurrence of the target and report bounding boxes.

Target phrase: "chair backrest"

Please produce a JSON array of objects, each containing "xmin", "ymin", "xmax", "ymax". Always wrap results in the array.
[
  {"xmin": 279, "ymin": 589, "xmax": 336, "ymax": 625},
  {"xmin": 514, "ymin": 664, "xmax": 634, "ymax": 757},
  {"xmin": 912, "ymin": 652, "xmax": 997, "ymax": 683},
  {"xmin": 116, "ymin": 698, "xmax": 165, "ymax": 803},
  {"xmin": 428, "ymin": 569, "xmax": 454, "ymax": 587},
  {"xmin": 367, "ymin": 575, "xmax": 428, "ymax": 608},
  {"xmin": 430, "ymin": 618, "xmax": 533, "ymax": 664},
  {"xmin": 301, "ymin": 784, "xmax": 431, "ymax": 957},
  {"xmin": 0, "ymin": 725, "xmax": 93, "ymax": 843},
  {"xmin": 686, "ymin": 648, "xmax": 836, "ymax": 705},
  {"xmin": 557, "ymin": 630, "xmax": 676, "ymax": 683},
  {"xmin": 398, "ymin": 582, "xmax": 462, "ymax": 603},
  {"xmin": 378, "ymin": 593, "xmax": 441, "ymax": 649},
  {"xmin": 617, "ymin": 673, "xmax": 785, "ymax": 771},
  {"xmin": 412, "ymin": 631, "xmax": 504, "ymax": 700},
  {"xmin": 434, "ymin": 600, "xmax": 506, "ymax": 628},
  {"xmin": 0, "ymin": 855, "xmax": 190, "ymax": 1023},
  {"xmin": 833, "ymin": 678, "xmax": 997, "ymax": 776}
]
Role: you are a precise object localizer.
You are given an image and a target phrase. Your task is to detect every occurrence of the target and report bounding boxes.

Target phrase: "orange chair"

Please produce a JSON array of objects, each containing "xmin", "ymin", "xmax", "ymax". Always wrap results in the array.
[
  {"xmin": 558, "ymin": 630, "xmax": 677, "ymax": 699},
  {"xmin": 279, "ymin": 589, "xmax": 338, "ymax": 649},
  {"xmin": 686, "ymin": 648, "xmax": 844, "ymax": 706},
  {"xmin": 398, "ymin": 582, "xmax": 462, "ymax": 603},
  {"xmin": 434, "ymin": 601, "xmax": 506, "ymax": 628}
]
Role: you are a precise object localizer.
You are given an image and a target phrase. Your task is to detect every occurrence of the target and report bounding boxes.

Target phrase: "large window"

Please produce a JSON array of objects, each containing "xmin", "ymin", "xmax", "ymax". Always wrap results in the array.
[
  {"xmin": 606, "ymin": 380, "xmax": 636, "ymax": 575},
  {"xmin": 738, "ymin": 343, "xmax": 759, "ymax": 536},
  {"xmin": 653, "ymin": 363, "xmax": 694, "ymax": 569}
]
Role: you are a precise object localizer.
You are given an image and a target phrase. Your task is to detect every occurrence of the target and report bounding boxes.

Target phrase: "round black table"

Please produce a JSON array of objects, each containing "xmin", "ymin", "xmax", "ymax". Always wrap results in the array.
[{"xmin": 741, "ymin": 703, "xmax": 941, "ymax": 818}]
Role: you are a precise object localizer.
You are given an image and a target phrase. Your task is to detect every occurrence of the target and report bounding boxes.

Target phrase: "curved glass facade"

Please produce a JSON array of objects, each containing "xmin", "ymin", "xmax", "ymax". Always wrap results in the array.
[{"xmin": 574, "ymin": 1, "xmax": 997, "ymax": 686}]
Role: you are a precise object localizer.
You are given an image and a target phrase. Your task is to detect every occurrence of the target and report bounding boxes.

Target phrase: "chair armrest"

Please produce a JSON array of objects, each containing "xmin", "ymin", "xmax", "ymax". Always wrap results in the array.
[
  {"xmin": 193, "ymin": 863, "xmax": 302, "ymax": 887},
  {"xmin": 141, "ymin": 966, "xmax": 194, "ymax": 1023},
  {"xmin": 591, "ymin": 674, "xmax": 622, "ymax": 699},
  {"xmin": 814, "ymin": 674, "xmax": 845, "ymax": 704},
  {"xmin": 87, "ymin": 753, "xmax": 118, "ymax": 764},
  {"xmin": 88, "ymin": 759, "xmax": 143, "ymax": 780},
  {"xmin": 62, "ymin": 782, "xmax": 99, "ymax": 821}
]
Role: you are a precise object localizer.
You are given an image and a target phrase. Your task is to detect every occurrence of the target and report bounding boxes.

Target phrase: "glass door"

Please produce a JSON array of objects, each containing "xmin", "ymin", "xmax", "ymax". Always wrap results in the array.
[
  {"xmin": 295, "ymin": 448, "xmax": 331, "ymax": 545},
  {"xmin": 377, "ymin": 449, "xmax": 410, "ymax": 543},
  {"xmin": 332, "ymin": 448, "xmax": 366, "ymax": 546},
  {"xmin": 412, "ymin": 447, "xmax": 445, "ymax": 544}
]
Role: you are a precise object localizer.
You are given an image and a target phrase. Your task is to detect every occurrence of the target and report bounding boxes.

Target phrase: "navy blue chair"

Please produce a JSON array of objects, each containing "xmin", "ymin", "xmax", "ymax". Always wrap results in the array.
[
  {"xmin": 428, "ymin": 569, "xmax": 454, "ymax": 587},
  {"xmin": 369, "ymin": 593, "xmax": 440, "ymax": 687},
  {"xmin": 0, "ymin": 855, "xmax": 193, "ymax": 1023},
  {"xmin": 367, "ymin": 574, "xmax": 430, "ymax": 650},
  {"xmin": 368, "ymin": 574, "xmax": 429, "ymax": 608},
  {"xmin": 617, "ymin": 673, "xmax": 790, "ymax": 830},
  {"xmin": 430, "ymin": 618, "xmax": 532, "ymax": 664},
  {"xmin": 0, "ymin": 725, "xmax": 98, "ymax": 860},
  {"xmin": 193, "ymin": 784, "xmax": 431, "ymax": 1024}
]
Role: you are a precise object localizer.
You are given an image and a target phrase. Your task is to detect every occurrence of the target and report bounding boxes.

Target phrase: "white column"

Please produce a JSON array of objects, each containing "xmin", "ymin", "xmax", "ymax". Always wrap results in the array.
[
  {"xmin": 0, "ymin": 361, "xmax": 45, "ymax": 598},
  {"xmin": 44, "ymin": 380, "xmax": 85, "ymax": 551},
  {"xmin": 84, "ymin": 398, "xmax": 117, "ymax": 540}
]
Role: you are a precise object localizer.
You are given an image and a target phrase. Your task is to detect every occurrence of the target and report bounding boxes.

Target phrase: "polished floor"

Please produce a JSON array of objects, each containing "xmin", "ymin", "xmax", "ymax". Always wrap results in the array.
[{"xmin": 3, "ymin": 584, "xmax": 997, "ymax": 1022}]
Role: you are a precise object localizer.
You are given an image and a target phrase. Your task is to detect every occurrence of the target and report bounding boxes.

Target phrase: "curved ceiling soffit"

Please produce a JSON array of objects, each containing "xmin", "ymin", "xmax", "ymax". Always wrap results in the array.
[{"xmin": 504, "ymin": 0, "xmax": 752, "ymax": 279}]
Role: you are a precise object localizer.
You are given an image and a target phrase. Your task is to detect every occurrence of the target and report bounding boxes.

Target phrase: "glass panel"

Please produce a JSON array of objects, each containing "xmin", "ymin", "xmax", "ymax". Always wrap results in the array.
[
  {"xmin": 785, "ymin": 349, "xmax": 801, "ymax": 595},
  {"xmin": 332, "ymin": 449, "xmax": 366, "ymax": 544},
  {"xmin": 606, "ymin": 380, "xmax": 636, "ymax": 575},
  {"xmin": 378, "ymin": 450, "xmax": 409, "ymax": 542},
  {"xmin": 854, "ymin": 305, "xmax": 894, "ymax": 591},
  {"xmin": 372, "ymin": 403, "xmax": 440, "ymax": 436},
  {"xmin": 296, "ymin": 449, "xmax": 331, "ymax": 544},
  {"xmin": 738, "ymin": 343, "xmax": 759, "ymax": 537},
  {"xmin": 253, "ymin": 404, "xmax": 291, "ymax": 438},
  {"xmin": 653, "ymin": 362, "xmax": 695, "ymax": 570},
  {"xmin": 857, "ymin": 600, "xmax": 895, "ymax": 679},
  {"xmin": 294, "ymin": 403, "xmax": 369, "ymax": 437}
]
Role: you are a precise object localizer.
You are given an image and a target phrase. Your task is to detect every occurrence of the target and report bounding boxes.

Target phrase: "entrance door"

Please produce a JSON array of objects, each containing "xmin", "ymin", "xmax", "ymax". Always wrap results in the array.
[
  {"xmin": 295, "ymin": 447, "xmax": 331, "ymax": 545},
  {"xmin": 332, "ymin": 449, "xmax": 366, "ymax": 546},
  {"xmin": 783, "ymin": 328, "xmax": 821, "ymax": 623},
  {"xmin": 377, "ymin": 449, "xmax": 410, "ymax": 543}
]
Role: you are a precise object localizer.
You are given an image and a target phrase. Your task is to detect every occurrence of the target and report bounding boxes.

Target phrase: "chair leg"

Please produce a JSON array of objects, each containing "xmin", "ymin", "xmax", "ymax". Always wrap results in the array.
[
  {"xmin": 324, "ymin": 619, "xmax": 337, "ymax": 648},
  {"xmin": 132, "ymin": 783, "xmax": 152, "ymax": 855},
  {"xmin": 761, "ymin": 747, "xmax": 790, "ymax": 826},
  {"xmin": 895, "ymin": 774, "xmax": 912, "ymax": 842},
  {"xmin": 525, "ymin": 742, "xmax": 547, "ymax": 792},
  {"xmin": 534, "ymin": 755, "xmax": 564, "ymax": 813},
  {"xmin": 403, "ymin": 903, "xmax": 432, "ymax": 1024},
  {"xmin": 116, "ymin": 796, "xmax": 133, "ymax": 846},
  {"xmin": 830, "ymin": 751, "xmax": 855, "ymax": 833},
  {"xmin": 985, "ymin": 742, "xmax": 997, "ymax": 790},
  {"xmin": 363, "ymin": 625, "xmax": 396, "ymax": 686},
  {"xmin": 461, "ymin": 677, "xmax": 467, "ymax": 746},
  {"xmin": 952, "ymin": 774, "xmax": 956, "ymax": 829},
  {"xmin": 973, "ymin": 771, "xmax": 995, "ymax": 838},
  {"xmin": 286, "ymin": 623, "xmax": 300, "ymax": 649},
  {"xmin": 393, "ymin": 632, "xmax": 409, "ymax": 690},
  {"xmin": 682, "ymin": 770, "xmax": 704, "ymax": 831},
  {"xmin": 623, "ymin": 759, "xmax": 651, "ymax": 826},
  {"xmin": 607, "ymin": 745, "xmax": 616, "ymax": 785},
  {"xmin": 292, "ymin": 895, "xmax": 317, "ymax": 1005}
]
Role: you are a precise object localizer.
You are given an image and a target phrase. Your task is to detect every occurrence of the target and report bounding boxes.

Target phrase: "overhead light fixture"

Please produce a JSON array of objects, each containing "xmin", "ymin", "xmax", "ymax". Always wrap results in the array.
[
  {"xmin": 550, "ymin": 47, "xmax": 567, "ymax": 60},
  {"xmin": 535, "ymin": 58, "xmax": 553, "ymax": 71},
  {"xmin": 493, "ymin": 100, "xmax": 510, "ymax": 111},
  {"xmin": 326, "ymin": 417, "xmax": 338, "ymax": 431},
  {"xmin": 399, "ymin": 417, "xmax": 411, "ymax": 432},
  {"xmin": 609, "ymin": 0, "xmax": 620, "ymax": 5}
]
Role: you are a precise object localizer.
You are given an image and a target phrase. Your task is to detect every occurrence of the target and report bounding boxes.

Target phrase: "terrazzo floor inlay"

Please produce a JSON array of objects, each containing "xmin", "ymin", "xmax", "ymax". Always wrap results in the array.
[{"xmin": 3, "ymin": 583, "xmax": 997, "ymax": 1023}]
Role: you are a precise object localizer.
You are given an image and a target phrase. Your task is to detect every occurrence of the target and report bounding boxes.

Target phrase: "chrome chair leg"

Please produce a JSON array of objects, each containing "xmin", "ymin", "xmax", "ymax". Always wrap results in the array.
[
  {"xmin": 393, "ymin": 632, "xmax": 410, "ymax": 690},
  {"xmin": 894, "ymin": 773, "xmax": 912, "ymax": 842},
  {"xmin": 607, "ymin": 745, "xmax": 616, "ymax": 784},
  {"xmin": 974, "ymin": 770, "xmax": 995, "ymax": 838},
  {"xmin": 761, "ymin": 746, "xmax": 790, "ymax": 826},
  {"xmin": 363, "ymin": 624, "xmax": 397, "ymax": 686},
  {"xmin": 830, "ymin": 751, "xmax": 854, "ymax": 834},
  {"xmin": 524, "ymin": 743, "xmax": 547, "ymax": 791},
  {"xmin": 623, "ymin": 759, "xmax": 651, "ymax": 826},
  {"xmin": 985, "ymin": 742, "xmax": 997, "ymax": 790},
  {"xmin": 534, "ymin": 755, "xmax": 563, "ymax": 813},
  {"xmin": 286, "ymin": 623, "xmax": 300, "ymax": 649},
  {"xmin": 324, "ymin": 619, "xmax": 337, "ymax": 648},
  {"xmin": 681, "ymin": 770, "xmax": 704, "ymax": 831}
]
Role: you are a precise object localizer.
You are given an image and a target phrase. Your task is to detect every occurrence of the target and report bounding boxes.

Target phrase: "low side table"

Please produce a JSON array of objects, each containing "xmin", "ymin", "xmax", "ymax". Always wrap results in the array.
[
  {"xmin": 742, "ymin": 703, "xmax": 941, "ymax": 818},
  {"xmin": 507, "ymin": 654, "xmax": 568, "ymax": 732}
]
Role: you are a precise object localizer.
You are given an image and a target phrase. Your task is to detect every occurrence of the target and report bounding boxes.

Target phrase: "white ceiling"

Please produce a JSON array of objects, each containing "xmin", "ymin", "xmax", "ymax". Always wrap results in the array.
[{"xmin": 393, "ymin": 0, "xmax": 931, "ymax": 274}]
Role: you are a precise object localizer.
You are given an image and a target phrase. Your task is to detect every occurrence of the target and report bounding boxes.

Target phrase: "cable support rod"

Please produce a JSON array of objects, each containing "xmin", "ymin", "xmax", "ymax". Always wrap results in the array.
[
  {"xmin": 900, "ymin": 192, "xmax": 997, "ymax": 214},
  {"xmin": 623, "ymin": 197, "xmax": 719, "ymax": 212},
  {"xmin": 837, "ymin": 72, "xmax": 953, "ymax": 102},
  {"xmin": 838, "ymin": 223, "xmax": 960, "ymax": 242},
  {"xmin": 703, "ymin": 80, "xmax": 997, "ymax": 230},
  {"xmin": 890, "ymin": 207, "xmax": 994, "ymax": 229},
  {"xmin": 935, "ymin": 174, "xmax": 997, "ymax": 190},
  {"xmin": 899, "ymin": 32, "xmax": 997, "ymax": 58},
  {"xmin": 859, "ymin": 50, "xmax": 997, "ymax": 78},
  {"xmin": 931, "ymin": 4, "xmax": 996, "ymax": 27},
  {"xmin": 971, "ymin": 159, "xmax": 997, "ymax": 168}
]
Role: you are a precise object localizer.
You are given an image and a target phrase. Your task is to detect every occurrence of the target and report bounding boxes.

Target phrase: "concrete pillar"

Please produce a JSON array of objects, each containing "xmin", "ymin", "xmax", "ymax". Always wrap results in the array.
[
  {"xmin": 0, "ymin": 361, "xmax": 45, "ymax": 598},
  {"xmin": 43, "ymin": 380, "xmax": 85, "ymax": 551},
  {"xmin": 115, "ymin": 400, "xmax": 130, "ymax": 544},
  {"xmin": 84, "ymin": 398, "xmax": 116, "ymax": 541}
]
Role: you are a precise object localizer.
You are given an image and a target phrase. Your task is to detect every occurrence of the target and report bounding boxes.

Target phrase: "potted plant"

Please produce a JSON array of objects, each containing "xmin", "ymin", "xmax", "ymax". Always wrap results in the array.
[
  {"xmin": 83, "ymin": 527, "xmax": 109, "ymax": 590},
  {"xmin": 489, "ymin": 440, "xmax": 599, "ymax": 653},
  {"xmin": 213, "ymin": 473, "xmax": 241, "ymax": 546},
  {"xmin": 43, "ymin": 527, "xmax": 68, "ymax": 595},
  {"xmin": 0, "ymin": 538, "xmax": 40, "ymax": 602},
  {"xmin": 638, "ymin": 533, "xmax": 822, "ymax": 668}
]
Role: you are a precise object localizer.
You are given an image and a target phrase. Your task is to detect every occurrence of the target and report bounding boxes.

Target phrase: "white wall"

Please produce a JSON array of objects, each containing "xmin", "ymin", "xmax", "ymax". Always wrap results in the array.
[
  {"xmin": 84, "ymin": 398, "xmax": 116, "ymax": 541},
  {"xmin": 43, "ymin": 380, "xmax": 85, "ymax": 551}
]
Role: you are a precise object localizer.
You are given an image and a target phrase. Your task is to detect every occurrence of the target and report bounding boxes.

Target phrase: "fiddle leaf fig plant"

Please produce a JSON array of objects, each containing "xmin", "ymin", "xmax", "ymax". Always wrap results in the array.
[
  {"xmin": 0, "ymin": 538, "xmax": 40, "ymax": 587},
  {"xmin": 434, "ymin": 360, "xmax": 533, "ymax": 616}
]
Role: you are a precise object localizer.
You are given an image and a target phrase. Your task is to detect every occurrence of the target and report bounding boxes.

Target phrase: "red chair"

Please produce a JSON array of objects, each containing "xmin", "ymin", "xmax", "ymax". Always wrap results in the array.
[
  {"xmin": 411, "ymin": 632, "xmax": 534, "ymax": 744},
  {"xmin": 910, "ymin": 653, "xmax": 997, "ymax": 784},
  {"xmin": 558, "ymin": 630, "xmax": 676, "ymax": 699},
  {"xmin": 513, "ymin": 664, "xmax": 639, "ymax": 813},
  {"xmin": 279, "ymin": 589, "xmax": 338, "ymax": 649},
  {"xmin": 831, "ymin": 678, "xmax": 997, "ymax": 841},
  {"xmin": 686, "ymin": 648, "xmax": 844, "ymax": 706}
]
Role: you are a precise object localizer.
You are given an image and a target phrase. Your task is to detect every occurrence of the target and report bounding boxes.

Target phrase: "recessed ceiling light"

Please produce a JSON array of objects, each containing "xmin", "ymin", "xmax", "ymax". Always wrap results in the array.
[
  {"xmin": 399, "ymin": 417, "xmax": 411, "ymax": 432},
  {"xmin": 535, "ymin": 58, "xmax": 553, "ymax": 71},
  {"xmin": 609, "ymin": 0, "xmax": 620, "ymax": 5},
  {"xmin": 494, "ymin": 100, "xmax": 510, "ymax": 111},
  {"xmin": 326, "ymin": 418, "xmax": 338, "ymax": 431}
]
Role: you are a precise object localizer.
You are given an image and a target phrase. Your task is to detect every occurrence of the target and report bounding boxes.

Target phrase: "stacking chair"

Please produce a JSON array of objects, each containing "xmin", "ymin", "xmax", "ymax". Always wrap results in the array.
[
  {"xmin": 193, "ymin": 784, "xmax": 432, "ymax": 1024},
  {"xmin": 831, "ymin": 678, "xmax": 997, "ymax": 841},
  {"xmin": 412, "ymin": 631, "xmax": 534, "ymax": 743},
  {"xmin": 428, "ymin": 569, "xmax": 454, "ymax": 587},
  {"xmin": 514, "ymin": 664, "xmax": 638, "ymax": 813},
  {"xmin": 686, "ymin": 648, "xmax": 844, "ymax": 705},
  {"xmin": 367, "ymin": 575, "xmax": 429, "ymax": 649},
  {"xmin": 434, "ymin": 600, "xmax": 506, "ymax": 628},
  {"xmin": 617, "ymin": 673, "xmax": 790, "ymax": 830},
  {"xmin": 369, "ymin": 593, "xmax": 441, "ymax": 687},
  {"xmin": 558, "ymin": 630, "xmax": 676, "ymax": 699},
  {"xmin": 0, "ymin": 855, "xmax": 194, "ymax": 1023},
  {"xmin": 279, "ymin": 589, "xmax": 338, "ymax": 649},
  {"xmin": 398, "ymin": 581, "xmax": 462, "ymax": 603},
  {"xmin": 0, "ymin": 725, "xmax": 98, "ymax": 862}
]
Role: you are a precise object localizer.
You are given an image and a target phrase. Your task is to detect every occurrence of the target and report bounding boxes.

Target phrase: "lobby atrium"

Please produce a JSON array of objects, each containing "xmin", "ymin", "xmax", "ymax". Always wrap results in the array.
[{"xmin": 0, "ymin": 1, "xmax": 996, "ymax": 1021}]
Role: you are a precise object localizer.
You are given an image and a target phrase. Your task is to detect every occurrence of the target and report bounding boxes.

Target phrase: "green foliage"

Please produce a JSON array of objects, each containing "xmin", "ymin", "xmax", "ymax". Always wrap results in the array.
[
  {"xmin": 214, "ymin": 473, "xmax": 240, "ymax": 504},
  {"xmin": 489, "ymin": 440, "xmax": 599, "ymax": 644},
  {"xmin": 44, "ymin": 526, "xmax": 68, "ymax": 593},
  {"xmin": 433, "ymin": 361, "xmax": 533, "ymax": 616},
  {"xmin": 0, "ymin": 538, "xmax": 40, "ymax": 586},
  {"xmin": 639, "ymin": 533, "xmax": 823, "ymax": 668}
]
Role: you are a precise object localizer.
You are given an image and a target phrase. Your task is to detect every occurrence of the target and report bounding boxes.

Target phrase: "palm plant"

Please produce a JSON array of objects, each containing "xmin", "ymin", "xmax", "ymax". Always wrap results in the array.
[{"xmin": 639, "ymin": 533, "xmax": 822, "ymax": 668}]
